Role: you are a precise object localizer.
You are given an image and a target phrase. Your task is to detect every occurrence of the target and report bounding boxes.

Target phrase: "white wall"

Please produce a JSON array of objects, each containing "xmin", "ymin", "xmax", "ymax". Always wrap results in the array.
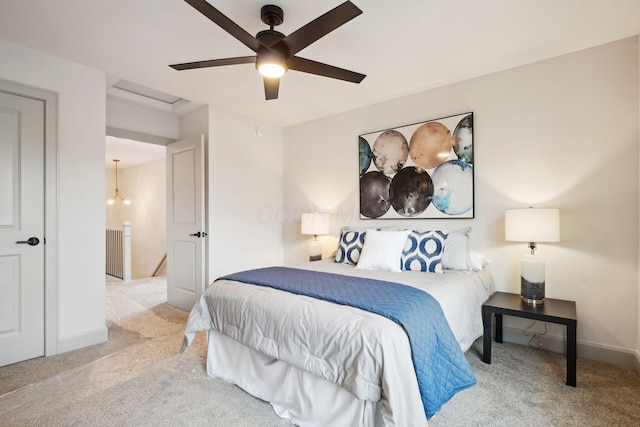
[
  {"xmin": 106, "ymin": 158, "xmax": 167, "ymax": 279},
  {"xmin": 284, "ymin": 37, "xmax": 640, "ymax": 361},
  {"xmin": 0, "ymin": 38, "xmax": 107, "ymax": 351},
  {"xmin": 208, "ymin": 107, "xmax": 284, "ymax": 280}
]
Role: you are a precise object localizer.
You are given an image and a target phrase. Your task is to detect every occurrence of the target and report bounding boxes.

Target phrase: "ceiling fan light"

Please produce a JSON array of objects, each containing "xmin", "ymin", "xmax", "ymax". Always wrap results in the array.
[{"xmin": 258, "ymin": 62, "xmax": 286, "ymax": 78}]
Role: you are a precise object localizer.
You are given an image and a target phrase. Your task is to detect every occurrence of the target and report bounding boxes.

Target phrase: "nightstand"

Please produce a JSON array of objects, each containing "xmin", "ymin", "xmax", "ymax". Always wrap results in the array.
[{"xmin": 482, "ymin": 291, "xmax": 577, "ymax": 387}]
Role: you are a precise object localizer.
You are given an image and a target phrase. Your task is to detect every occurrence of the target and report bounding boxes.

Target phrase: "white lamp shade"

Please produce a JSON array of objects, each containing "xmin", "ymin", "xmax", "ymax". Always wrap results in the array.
[
  {"xmin": 505, "ymin": 208, "xmax": 560, "ymax": 243},
  {"xmin": 301, "ymin": 213, "xmax": 330, "ymax": 236}
]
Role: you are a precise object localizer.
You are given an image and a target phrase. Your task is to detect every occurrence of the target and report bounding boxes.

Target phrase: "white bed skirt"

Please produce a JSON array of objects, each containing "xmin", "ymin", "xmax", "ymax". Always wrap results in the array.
[{"xmin": 207, "ymin": 329, "xmax": 384, "ymax": 427}]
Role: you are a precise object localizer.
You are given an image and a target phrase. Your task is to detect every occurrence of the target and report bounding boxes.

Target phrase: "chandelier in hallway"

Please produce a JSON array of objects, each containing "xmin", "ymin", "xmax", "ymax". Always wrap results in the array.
[{"xmin": 106, "ymin": 159, "xmax": 131, "ymax": 206}]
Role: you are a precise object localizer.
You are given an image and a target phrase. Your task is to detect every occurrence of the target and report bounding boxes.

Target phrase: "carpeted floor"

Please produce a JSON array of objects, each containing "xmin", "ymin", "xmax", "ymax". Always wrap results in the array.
[
  {"xmin": 0, "ymin": 276, "xmax": 638, "ymax": 426},
  {"xmin": 0, "ymin": 277, "xmax": 290, "ymax": 427},
  {"xmin": 432, "ymin": 341, "xmax": 640, "ymax": 426}
]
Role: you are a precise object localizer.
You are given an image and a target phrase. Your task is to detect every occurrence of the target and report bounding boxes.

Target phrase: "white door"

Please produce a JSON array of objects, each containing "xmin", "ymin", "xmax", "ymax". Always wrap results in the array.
[
  {"xmin": 166, "ymin": 135, "xmax": 206, "ymax": 310},
  {"xmin": 0, "ymin": 90, "xmax": 45, "ymax": 367}
]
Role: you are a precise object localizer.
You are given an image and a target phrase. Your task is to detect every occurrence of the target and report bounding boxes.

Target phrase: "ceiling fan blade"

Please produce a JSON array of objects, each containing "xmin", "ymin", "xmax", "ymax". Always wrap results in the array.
[
  {"xmin": 287, "ymin": 56, "xmax": 366, "ymax": 83},
  {"xmin": 264, "ymin": 77, "xmax": 280, "ymax": 100},
  {"xmin": 170, "ymin": 56, "xmax": 257, "ymax": 70},
  {"xmin": 183, "ymin": 0, "xmax": 263, "ymax": 53},
  {"xmin": 275, "ymin": 1, "xmax": 362, "ymax": 56}
]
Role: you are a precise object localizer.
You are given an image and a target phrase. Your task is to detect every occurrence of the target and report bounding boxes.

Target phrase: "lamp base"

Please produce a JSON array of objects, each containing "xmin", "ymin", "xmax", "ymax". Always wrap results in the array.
[
  {"xmin": 521, "ymin": 295, "xmax": 544, "ymax": 305},
  {"xmin": 521, "ymin": 277, "xmax": 545, "ymax": 305},
  {"xmin": 520, "ymin": 254, "xmax": 545, "ymax": 305},
  {"xmin": 308, "ymin": 240, "xmax": 322, "ymax": 262}
]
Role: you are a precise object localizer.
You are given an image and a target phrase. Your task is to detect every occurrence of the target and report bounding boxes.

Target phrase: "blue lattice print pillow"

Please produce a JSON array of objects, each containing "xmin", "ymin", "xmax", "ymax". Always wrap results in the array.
[
  {"xmin": 401, "ymin": 230, "xmax": 447, "ymax": 273},
  {"xmin": 335, "ymin": 228, "xmax": 367, "ymax": 265}
]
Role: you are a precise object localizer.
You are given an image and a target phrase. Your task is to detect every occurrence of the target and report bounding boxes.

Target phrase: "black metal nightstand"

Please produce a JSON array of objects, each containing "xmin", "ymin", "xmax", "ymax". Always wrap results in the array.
[{"xmin": 482, "ymin": 291, "xmax": 577, "ymax": 387}]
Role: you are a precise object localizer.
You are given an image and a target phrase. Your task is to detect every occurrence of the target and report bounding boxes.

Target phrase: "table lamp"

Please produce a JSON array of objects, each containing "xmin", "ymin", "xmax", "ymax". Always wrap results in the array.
[
  {"xmin": 505, "ymin": 207, "xmax": 560, "ymax": 305},
  {"xmin": 301, "ymin": 212, "xmax": 330, "ymax": 261}
]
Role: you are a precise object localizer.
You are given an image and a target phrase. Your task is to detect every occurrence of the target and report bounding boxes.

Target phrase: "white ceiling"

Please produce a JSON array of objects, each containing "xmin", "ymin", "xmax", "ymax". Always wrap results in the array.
[{"xmin": 1, "ymin": 0, "xmax": 639, "ymax": 127}]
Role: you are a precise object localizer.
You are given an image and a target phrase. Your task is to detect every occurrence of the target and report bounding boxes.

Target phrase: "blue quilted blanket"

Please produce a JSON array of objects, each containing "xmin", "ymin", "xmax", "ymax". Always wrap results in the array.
[{"xmin": 219, "ymin": 266, "xmax": 476, "ymax": 419}]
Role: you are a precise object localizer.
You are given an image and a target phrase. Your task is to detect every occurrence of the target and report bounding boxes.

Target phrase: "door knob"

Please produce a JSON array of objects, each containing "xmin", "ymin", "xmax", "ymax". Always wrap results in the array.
[
  {"xmin": 16, "ymin": 237, "xmax": 40, "ymax": 246},
  {"xmin": 188, "ymin": 232, "xmax": 208, "ymax": 238}
]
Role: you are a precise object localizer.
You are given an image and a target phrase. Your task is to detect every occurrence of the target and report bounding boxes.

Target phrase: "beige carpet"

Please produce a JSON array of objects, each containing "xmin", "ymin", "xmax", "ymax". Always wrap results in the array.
[
  {"xmin": 432, "ymin": 341, "xmax": 640, "ymax": 426},
  {"xmin": 1, "ymin": 276, "xmax": 639, "ymax": 426},
  {"xmin": 0, "ymin": 277, "xmax": 290, "ymax": 427}
]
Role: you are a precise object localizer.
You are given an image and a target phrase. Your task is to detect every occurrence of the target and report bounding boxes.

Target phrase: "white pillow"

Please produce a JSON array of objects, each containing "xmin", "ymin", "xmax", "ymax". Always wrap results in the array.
[
  {"xmin": 334, "ymin": 226, "xmax": 400, "ymax": 265},
  {"xmin": 356, "ymin": 229, "xmax": 411, "ymax": 273},
  {"xmin": 469, "ymin": 250, "xmax": 492, "ymax": 271},
  {"xmin": 442, "ymin": 227, "xmax": 471, "ymax": 270}
]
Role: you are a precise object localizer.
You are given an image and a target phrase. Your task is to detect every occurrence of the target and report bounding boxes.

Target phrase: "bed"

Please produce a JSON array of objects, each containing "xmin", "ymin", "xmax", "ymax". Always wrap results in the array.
[{"xmin": 182, "ymin": 228, "xmax": 494, "ymax": 426}]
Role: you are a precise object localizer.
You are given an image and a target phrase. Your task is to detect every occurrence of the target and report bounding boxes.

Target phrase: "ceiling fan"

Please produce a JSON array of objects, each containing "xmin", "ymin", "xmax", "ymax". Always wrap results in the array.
[{"xmin": 170, "ymin": 0, "xmax": 366, "ymax": 100}]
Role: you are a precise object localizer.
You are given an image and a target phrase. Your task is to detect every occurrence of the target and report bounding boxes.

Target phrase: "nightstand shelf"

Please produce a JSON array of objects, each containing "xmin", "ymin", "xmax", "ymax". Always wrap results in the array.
[{"xmin": 482, "ymin": 291, "xmax": 577, "ymax": 387}]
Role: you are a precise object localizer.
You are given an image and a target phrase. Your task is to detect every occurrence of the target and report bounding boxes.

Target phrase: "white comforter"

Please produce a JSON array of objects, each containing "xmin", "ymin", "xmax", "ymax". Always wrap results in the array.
[{"xmin": 182, "ymin": 261, "xmax": 494, "ymax": 426}]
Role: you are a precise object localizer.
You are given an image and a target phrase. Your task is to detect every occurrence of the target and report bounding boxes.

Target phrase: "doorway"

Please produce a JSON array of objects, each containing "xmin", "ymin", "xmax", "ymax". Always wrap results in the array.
[
  {"xmin": 105, "ymin": 79, "xmax": 208, "ymax": 313},
  {"xmin": 105, "ymin": 136, "xmax": 167, "ymax": 282}
]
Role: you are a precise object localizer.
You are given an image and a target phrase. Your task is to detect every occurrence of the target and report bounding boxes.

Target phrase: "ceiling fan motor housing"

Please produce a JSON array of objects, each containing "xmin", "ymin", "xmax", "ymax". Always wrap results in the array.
[
  {"xmin": 261, "ymin": 5, "xmax": 284, "ymax": 27},
  {"xmin": 256, "ymin": 29, "xmax": 286, "ymax": 49}
]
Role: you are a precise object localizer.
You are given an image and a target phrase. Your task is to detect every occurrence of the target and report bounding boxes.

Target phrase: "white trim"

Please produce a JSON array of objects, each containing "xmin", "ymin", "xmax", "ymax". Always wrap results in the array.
[
  {"xmin": 44, "ymin": 87, "xmax": 58, "ymax": 357},
  {"xmin": 0, "ymin": 78, "xmax": 59, "ymax": 357},
  {"xmin": 106, "ymin": 126, "xmax": 175, "ymax": 146},
  {"xmin": 122, "ymin": 221, "xmax": 132, "ymax": 282},
  {"xmin": 502, "ymin": 325, "xmax": 639, "ymax": 370},
  {"xmin": 58, "ymin": 327, "xmax": 108, "ymax": 354}
]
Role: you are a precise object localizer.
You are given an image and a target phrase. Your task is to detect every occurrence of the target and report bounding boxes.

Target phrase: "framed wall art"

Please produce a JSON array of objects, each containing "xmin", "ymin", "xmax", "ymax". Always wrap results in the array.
[{"xmin": 359, "ymin": 112, "xmax": 473, "ymax": 219}]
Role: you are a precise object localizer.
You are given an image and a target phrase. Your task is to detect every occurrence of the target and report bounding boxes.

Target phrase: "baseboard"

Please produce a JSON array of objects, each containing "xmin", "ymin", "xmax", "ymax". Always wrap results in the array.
[
  {"xmin": 58, "ymin": 326, "xmax": 108, "ymax": 354},
  {"xmin": 502, "ymin": 325, "xmax": 639, "ymax": 371}
]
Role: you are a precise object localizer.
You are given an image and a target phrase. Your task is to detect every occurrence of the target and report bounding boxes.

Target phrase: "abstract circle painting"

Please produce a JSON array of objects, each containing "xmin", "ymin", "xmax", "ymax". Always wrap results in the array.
[
  {"xmin": 358, "ymin": 112, "xmax": 474, "ymax": 218},
  {"xmin": 359, "ymin": 171, "xmax": 391, "ymax": 219},
  {"xmin": 372, "ymin": 130, "xmax": 409, "ymax": 175},
  {"xmin": 409, "ymin": 122, "xmax": 455, "ymax": 170},
  {"xmin": 430, "ymin": 160, "xmax": 473, "ymax": 215},
  {"xmin": 359, "ymin": 136, "xmax": 372, "ymax": 176},
  {"xmin": 389, "ymin": 167, "xmax": 434, "ymax": 217},
  {"xmin": 453, "ymin": 114, "xmax": 473, "ymax": 164}
]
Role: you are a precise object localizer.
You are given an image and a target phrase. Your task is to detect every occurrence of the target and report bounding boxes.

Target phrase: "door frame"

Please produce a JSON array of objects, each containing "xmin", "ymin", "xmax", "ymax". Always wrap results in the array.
[{"xmin": 0, "ymin": 78, "xmax": 59, "ymax": 357}]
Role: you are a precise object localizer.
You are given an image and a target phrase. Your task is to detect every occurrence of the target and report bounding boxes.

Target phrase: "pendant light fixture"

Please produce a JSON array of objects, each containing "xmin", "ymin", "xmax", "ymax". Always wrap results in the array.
[{"xmin": 106, "ymin": 159, "xmax": 131, "ymax": 206}]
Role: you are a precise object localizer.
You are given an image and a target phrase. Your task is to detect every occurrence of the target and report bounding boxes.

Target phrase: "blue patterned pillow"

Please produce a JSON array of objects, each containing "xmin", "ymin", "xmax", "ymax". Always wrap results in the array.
[
  {"xmin": 335, "ymin": 229, "xmax": 367, "ymax": 265},
  {"xmin": 401, "ymin": 230, "xmax": 447, "ymax": 273}
]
